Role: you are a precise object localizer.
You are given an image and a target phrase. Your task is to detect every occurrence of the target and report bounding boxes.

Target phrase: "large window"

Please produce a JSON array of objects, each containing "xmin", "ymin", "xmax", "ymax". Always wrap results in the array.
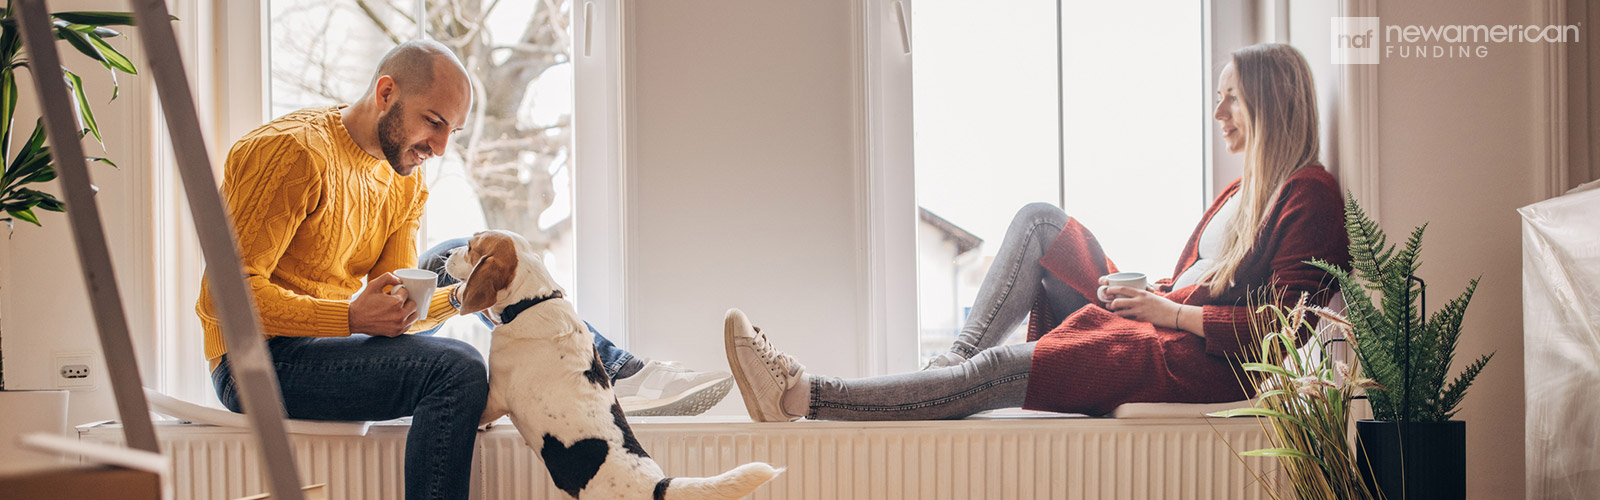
[
  {"xmin": 268, "ymin": 0, "xmax": 575, "ymax": 355},
  {"xmin": 911, "ymin": 1, "xmax": 1206, "ymax": 362}
]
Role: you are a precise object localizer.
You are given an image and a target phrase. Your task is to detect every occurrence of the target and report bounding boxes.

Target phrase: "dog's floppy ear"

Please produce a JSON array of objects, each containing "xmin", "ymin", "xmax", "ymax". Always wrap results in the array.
[{"xmin": 459, "ymin": 235, "xmax": 518, "ymax": 313}]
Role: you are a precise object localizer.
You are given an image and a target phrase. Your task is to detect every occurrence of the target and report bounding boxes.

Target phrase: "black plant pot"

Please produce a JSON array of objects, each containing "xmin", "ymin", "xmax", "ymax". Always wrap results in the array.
[{"xmin": 1356, "ymin": 420, "xmax": 1466, "ymax": 500}]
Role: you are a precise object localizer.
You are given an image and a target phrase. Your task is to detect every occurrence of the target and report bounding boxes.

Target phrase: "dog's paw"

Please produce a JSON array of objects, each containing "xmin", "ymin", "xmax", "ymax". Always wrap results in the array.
[{"xmin": 477, "ymin": 421, "xmax": 497, "ymax": 432}]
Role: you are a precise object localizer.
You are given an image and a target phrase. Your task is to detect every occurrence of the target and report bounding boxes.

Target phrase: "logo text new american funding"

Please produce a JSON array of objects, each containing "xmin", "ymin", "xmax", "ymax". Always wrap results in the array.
[{"xmin": 1332, "ymin": 17, "xmax": 1581, "ymax": 64}]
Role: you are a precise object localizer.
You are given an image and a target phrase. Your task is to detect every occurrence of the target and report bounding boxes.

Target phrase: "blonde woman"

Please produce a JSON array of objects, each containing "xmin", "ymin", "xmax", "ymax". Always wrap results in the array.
[{"xmin": 723, "ymin": 43, "xmax": 1352, "ymax": 421}]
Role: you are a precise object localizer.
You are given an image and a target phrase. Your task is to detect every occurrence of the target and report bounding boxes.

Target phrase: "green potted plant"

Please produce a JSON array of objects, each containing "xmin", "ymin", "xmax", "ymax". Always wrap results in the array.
[
  {"xmin": 0, "ymin": 6, "xmax": 140, "ymax": 474},
  {"xmin": 1308, "ymin": 194, "xmax": 1494, "ymax": 500}
]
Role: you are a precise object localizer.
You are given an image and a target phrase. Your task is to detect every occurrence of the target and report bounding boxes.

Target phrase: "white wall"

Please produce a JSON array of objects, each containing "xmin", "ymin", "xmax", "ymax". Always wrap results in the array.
[
  {"xmin": 621, "ymin": 0, "xmax": 867, "ymax": 416},
  {"xmin": 1, "ymin": 0, "xmax": 155, "ymax": 427}
]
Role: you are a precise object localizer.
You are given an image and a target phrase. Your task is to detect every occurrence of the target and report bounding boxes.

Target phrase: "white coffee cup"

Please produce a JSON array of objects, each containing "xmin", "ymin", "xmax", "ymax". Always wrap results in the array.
[
  {"xmin": 1097, "ymin": 272, "xmax": 1149, "ymax": 303},
  {"xmin": 392, "ymin": 268, "xmax": 439, "ymax": 319}
]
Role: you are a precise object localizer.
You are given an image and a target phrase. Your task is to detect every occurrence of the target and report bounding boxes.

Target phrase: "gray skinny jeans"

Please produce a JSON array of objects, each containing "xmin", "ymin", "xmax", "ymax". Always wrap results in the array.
[{"xmin": 808, "ymin": 202, "xmax": 1091, "ymax": 420}]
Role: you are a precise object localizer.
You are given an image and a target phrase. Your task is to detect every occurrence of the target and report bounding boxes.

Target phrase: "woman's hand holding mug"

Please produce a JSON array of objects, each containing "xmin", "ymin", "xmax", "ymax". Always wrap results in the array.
[
  {"xmin": 1098, "ymin": 272, "xmax": 1191, "ymax": 332},
  {"xmin": 1096, "ymin": 272, "xmax": 1149, "ymax": 303}
]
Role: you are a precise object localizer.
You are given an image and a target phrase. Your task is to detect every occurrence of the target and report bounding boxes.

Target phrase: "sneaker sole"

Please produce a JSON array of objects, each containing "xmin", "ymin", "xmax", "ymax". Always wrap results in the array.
[
  {"xmin": 724, "ymin": 309, "xmax": 782, "ymax": 422},
  {"xmin": 621, "ymin": 377, "xmax": 734, "ymax": 417}
]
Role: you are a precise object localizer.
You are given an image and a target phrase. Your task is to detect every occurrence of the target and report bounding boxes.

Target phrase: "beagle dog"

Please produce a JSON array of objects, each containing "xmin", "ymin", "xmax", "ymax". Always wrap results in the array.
[{"xmin": 448, "ymin": 230, "xmax": 780, "ymax": 500}]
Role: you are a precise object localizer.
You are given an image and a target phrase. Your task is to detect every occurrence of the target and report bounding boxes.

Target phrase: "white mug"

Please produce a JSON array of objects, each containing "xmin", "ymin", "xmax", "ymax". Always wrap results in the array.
[
  {"xmin": 392, "ymin": 268, "xmax": 440, "ymax": 319},
  {"xmin": 1097, "ymin": 272, "xmax": 1149, "ymax": 303}
]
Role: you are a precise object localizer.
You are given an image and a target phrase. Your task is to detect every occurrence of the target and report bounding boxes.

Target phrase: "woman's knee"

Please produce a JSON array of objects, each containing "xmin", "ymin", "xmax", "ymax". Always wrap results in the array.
[
  {"xmin": 417, "ymin": 237, "xmax": 471, "ymax": 285},
  {"xmin": 965, "ymin": 342, "xmax": 1035, "ymax": 377},
  {"xmin": 1012, "ymin": 202, "xmax": 1067, "ymax": 229}
]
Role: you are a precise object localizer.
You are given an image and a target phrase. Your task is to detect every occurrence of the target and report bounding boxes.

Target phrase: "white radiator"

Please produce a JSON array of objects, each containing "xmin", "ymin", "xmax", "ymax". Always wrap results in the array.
[{"xmin": 80, "ymin": 415, "xmax": 1274, "ymax": 499}]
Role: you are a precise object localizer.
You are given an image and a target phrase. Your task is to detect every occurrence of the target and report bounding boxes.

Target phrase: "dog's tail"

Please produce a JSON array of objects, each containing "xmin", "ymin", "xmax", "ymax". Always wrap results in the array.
[{"xmin": 654, "ymin": 462, "xmax": 782, "ymax": 500}]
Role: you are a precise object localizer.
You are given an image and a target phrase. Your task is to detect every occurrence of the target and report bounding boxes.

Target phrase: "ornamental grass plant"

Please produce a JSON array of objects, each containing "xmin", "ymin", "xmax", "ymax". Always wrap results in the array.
[{"xmin": 1210, "ymin": 292, "xmax": 1383, "ymax": 500}]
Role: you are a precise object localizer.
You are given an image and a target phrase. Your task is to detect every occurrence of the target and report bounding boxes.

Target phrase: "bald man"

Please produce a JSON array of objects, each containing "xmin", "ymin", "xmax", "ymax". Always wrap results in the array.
[{"xmin": 201, "ymin": 41, "xmax": 729, "ymax": 500}]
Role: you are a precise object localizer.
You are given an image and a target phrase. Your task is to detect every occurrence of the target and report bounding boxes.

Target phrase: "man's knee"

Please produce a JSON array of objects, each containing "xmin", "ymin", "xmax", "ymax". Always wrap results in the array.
[{"xmin": 431, "ymin": 338, "xmax": 488, "ymax": 399}]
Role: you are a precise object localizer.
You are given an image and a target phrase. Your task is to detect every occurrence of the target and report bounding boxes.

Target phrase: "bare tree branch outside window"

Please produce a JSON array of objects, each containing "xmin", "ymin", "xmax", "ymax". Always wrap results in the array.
[{"xmin": 270, "ymin": 0, "xmax": 573, "ymax": 253}]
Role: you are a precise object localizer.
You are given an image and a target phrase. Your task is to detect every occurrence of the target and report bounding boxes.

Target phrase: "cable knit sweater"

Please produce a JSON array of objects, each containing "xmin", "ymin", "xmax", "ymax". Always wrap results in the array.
[
  {"xmin": 1021, "ymin": 165, "xmax": 1350, "ymax": 415},
  {"xmin": 196, "ymin": 106, "xmax": 455, "ymax": 368}
]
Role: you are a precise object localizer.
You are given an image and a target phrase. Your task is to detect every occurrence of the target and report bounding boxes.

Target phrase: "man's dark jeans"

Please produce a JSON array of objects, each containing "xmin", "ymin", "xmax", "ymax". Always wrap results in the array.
[
  {"xmin": 212, "ymin": 334, "xmax": 486, "ymax": 500},
  {"xmin": 211, "ymin": 238, "xmax": 637, "ymax": 500}
]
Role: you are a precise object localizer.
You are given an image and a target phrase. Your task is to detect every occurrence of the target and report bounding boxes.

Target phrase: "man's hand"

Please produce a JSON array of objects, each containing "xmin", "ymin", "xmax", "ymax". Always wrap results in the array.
[{"xmin": 349, "ymin": 272, "xmax": 419, "ymax": 337}]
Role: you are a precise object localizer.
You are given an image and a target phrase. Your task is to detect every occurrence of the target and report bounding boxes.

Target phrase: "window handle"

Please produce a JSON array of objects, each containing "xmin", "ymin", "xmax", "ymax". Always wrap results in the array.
[
  {"xmin": 893, "ymin": 0, "xmax": 910, "ymax": 54},
  {"xmin": 583, "ymin": 1, "xmax": 595, "ymax": 57}
]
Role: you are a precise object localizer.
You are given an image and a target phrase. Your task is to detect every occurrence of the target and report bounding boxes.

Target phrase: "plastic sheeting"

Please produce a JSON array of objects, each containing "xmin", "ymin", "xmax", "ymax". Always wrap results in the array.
[{"xmin": 1521, "ymin": 183, "xmax": 1600, "ymax": 499}]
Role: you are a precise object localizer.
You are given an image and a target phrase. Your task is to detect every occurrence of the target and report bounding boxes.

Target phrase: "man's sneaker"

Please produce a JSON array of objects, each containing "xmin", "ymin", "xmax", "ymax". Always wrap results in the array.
[
  {"xmin": 616, "ymin": 360, "xmax": 733, "ymax": 417},
  {"xmin": 723, "ymin": 308, "xmax": 806, "ymax": 422}
]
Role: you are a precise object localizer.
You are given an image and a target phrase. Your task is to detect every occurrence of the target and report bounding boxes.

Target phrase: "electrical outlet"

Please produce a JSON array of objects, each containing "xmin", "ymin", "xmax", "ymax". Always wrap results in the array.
[
  {"xmin": 53, "ymin": 351, "xmax": 96, "ymax": 390},
  {"xmin": 61, "ymin": 364, "xmax": 90, "ymax": 379}
]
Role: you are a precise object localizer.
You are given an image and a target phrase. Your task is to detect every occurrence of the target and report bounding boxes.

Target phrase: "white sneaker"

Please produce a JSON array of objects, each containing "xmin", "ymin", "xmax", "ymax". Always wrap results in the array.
[
  {"xmin": 723, "ymin": 308, "xmax": 806, "ymax": 422},
  {"xmin": 615, "ymin": 360, "xmax": 733, "ymax": 417},
  {"xmin": 921, "ymin": 351, "xmax": 966, "ymax": 370}
]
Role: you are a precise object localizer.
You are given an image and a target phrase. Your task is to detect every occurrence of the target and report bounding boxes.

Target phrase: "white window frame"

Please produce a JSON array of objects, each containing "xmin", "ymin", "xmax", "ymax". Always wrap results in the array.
[
  {"xmin": 1210, "ymin": 0, "xmax": 1253, "ymax": 199},
  {"xmin": 153, "ymin": 0, "xmax": 270, "ymax": 404},
  {"xmin": 856, "ymin": 0, "xmax": 920, "ymax": 376},
  {"xmin": 860, "ymin": 0, "xmax": 1248, "ymax": 375},
  {"xmin": 573, "ymin": 0, "xmax": 630, "ymax": 347}
]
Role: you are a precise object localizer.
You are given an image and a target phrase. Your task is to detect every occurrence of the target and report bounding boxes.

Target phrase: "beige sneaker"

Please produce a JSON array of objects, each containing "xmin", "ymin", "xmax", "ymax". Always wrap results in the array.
[
  {"xmin": 921, "ymin": 351, "xmax": 966, "ymax": 370},
  {"xmin": 723, "ymin": 308, "xmax": 806, "ymax": 422}
]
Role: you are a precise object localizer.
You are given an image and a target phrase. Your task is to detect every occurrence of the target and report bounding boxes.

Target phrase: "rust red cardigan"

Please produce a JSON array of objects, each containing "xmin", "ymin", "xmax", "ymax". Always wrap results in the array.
[{"xmin": 1020, "ymin": 165, "xmax": 1350, "ymax": 415}]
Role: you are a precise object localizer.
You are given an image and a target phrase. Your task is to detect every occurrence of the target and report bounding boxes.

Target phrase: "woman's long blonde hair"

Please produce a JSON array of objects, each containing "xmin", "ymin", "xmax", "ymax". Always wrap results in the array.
[{"xmin": 1200, "ymin": 43, "xmax": 1321, "ymax": 295}]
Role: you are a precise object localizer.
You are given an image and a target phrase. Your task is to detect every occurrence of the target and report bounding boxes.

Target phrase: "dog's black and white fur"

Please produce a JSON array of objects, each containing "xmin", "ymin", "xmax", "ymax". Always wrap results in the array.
[{"xmin": 447, "ymin": 230, "xmax": 780, "ymax": 500}]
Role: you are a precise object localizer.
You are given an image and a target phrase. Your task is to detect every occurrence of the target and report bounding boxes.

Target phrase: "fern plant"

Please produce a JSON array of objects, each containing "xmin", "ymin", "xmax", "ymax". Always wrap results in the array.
[{"xmin": 1308, "ymin": 193, "xmax": 1493, "ymax": 422}]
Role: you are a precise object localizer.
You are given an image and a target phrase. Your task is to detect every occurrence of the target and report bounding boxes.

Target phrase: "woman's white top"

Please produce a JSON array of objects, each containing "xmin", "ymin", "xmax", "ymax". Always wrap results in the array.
[{"xmin": 1170, "ymin": 192, "xmax": 1241, "ymax": 291}]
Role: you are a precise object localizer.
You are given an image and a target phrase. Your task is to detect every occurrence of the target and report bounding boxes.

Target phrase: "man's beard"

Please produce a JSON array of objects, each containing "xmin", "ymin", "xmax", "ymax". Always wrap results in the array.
[{"xmin": 376, "ymin": 100, "xmax": 413, "ymax": 174}]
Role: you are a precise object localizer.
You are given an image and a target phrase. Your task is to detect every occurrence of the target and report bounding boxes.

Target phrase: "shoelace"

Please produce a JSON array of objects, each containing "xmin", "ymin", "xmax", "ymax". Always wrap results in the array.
[{"xmin": 751, "ymin": 326, "xmax": 803, "ymax": 382}]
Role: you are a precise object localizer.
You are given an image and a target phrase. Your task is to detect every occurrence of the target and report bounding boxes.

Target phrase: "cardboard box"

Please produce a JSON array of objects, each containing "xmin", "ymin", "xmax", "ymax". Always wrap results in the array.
[{"xmin": 0, "ymin": 464, "xmax": 159, "ymax": 500}]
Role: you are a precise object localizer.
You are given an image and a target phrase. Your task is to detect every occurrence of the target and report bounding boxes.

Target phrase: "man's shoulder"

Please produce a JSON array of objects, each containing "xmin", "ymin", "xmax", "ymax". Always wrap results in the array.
[
  {"xmin": 231, "ymin": 107, "xmax": 342, "ymax": 158},
  {"xmin": 222, "ymin": 108, "xmax": 346, "ymax": 187}
]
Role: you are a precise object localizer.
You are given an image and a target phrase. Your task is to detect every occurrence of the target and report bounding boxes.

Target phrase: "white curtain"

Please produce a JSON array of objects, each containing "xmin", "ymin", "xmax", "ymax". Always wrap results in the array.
[{"xmin": 1520, "ymin": 182, "xmax": 1600, "ymax": 499}]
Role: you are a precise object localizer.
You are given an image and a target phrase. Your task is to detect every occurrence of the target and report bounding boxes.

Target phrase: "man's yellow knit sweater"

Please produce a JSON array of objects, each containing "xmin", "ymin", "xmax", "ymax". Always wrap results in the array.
[{"xmin": 197, "ymin": 106, "xmax": 455, "ymax": 369}]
